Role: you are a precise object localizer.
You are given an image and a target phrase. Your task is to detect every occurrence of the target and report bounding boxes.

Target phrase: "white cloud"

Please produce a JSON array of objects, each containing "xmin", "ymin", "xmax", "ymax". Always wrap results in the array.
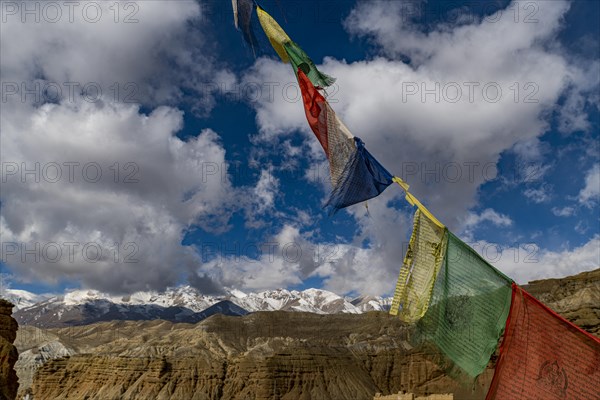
[
  {"xmin": 461, "ymin": 208, "xmax": 513, "ymax": 239},
  {"xmin": 241, "ymin": 58, "xmax": 309, "ymax": 139},
  {"xmin": 511, "ymin": 137, "xmax": 548, "ymax": 163},
  {"xmin": 557, "ymin": 61, "xmax": 600, "ymax": 134},
  {"xmin": 578, "ymin": 164, "xmax": 600, "ymax": 207},
  {"xmin": 315, "ymin": 200, "xmax": 413, "ymax": 296},
  {"xmin": 198, "ymin": 195, "xmax": 413, "ymax": 296},
  {"xmin": 489, "ymin": 235, "xmax": 600, "ymax": 284},
  {"xmin": 523, "ymin": 186, "xmax": 552, "ymax": 203},
  {"xmin": 464, "ymin": 209, "xmax": 513, "ymax": 228},
  {"xmin": 458, "ymin": 208, "xmax": 513, "ymax": 242},
  {"xmin": 243, "ymin": 169, "xmax": 281, "ymax": 228},
  {"xmin": 0, "ymin": 0, "xmax": 230, "ymax": 113},
  {"xmin": 0, "ymin": 99, "xmax": 238, "ymax": 293},
  {"xmin": 551, "ymin": 206, "xmax": 575, "ymax": 217},
  {"xmin": 198, "ymin": 224, "xmax": 306, "ymax": 292},
  {"xmin": 253, "ymin": 169, "xmax": 279, "ymax": 213},
  {"xmin": 0, "ymin": 1, "xmax": 275, "ymax": 294}
]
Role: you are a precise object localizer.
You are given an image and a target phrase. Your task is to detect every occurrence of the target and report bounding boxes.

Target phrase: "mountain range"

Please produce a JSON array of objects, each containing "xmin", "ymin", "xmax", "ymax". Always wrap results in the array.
[{"xmin": 3, "ymin": 286, "xmax": 392, "ymax": 328}]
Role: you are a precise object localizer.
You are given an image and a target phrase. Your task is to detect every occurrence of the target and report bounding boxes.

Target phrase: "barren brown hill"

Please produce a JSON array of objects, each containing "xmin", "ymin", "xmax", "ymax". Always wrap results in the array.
[
  {"xmin": 15, "ymin": 268, "xmax": 600, "ymax": 400},
  {"xmin": 19, "ymin": 313, "xmax": 493, "ymax": 400},
  {"xmin": 524, "ymin": 268, "xmax": 600, "ymax": 335}
]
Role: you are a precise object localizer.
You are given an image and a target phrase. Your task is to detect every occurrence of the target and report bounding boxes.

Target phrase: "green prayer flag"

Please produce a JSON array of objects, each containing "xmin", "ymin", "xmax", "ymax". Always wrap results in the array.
[
  {"xmin": 284, "ymin": 41, "xmax": 335, "ymax": 89},
  {"xmin": 414, "ymin": 232, "xmax": 513, "ymax": 381}
]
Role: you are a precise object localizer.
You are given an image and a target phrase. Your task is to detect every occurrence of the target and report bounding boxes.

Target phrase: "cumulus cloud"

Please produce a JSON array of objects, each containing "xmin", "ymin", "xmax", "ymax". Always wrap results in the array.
[
  {"xmin": 197, "ymin": 224, "xmax": 306, "ymax": 292},
  {"xmin": 3, "ymin": 0, "xmax": 597, "ymax": 296},
  {"xmin": 0, "ymin": 0, "xmax": 231, "ymax": 114},
  {"xmin": 0, "ymin": 1, "xmax": 252, "ymax": 294},
  {"xmin": 461, "ymin": 208, "xmax": 513, "ymax": 239},
  {"xmin": 0, "ymin": 99, "xmax": 237, "ymax": 293},
  {"xmin": 551, "ymin": 206, "xmax": 576, "ymax": 217},
  {"xmin": 578, "ymin": 164, "xmax": 600, "ymax": 207},
  {"xmin": 314, "ymin": 198, "xmax": 413, "ymax": 296},
  {"xmin": 489, "ymin": 235, "xmax": 600, "ymax": 283},
  {"xmin": 197, "ymin": 198, "xmax": 412, "ymax": 296},
  {"xmin": 242, "ymin": 169, "xmax": 281, "ymax": 228}
]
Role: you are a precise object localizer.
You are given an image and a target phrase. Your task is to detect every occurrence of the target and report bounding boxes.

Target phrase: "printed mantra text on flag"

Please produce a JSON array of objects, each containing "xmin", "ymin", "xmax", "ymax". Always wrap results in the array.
[
  {"xmin": 415, "ymin": 232, "xmax": 513, "ymax": 380},
  {"xmin": 390, "ymin": 209, "xmax": 447, "ymax": 323},
  {"xmin": 486, "ymin": 284, "xmax": 600, "ymax": 400}
]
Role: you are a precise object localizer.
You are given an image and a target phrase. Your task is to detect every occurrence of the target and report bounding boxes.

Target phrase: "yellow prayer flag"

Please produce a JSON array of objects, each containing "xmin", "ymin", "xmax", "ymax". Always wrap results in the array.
[
  {"xmin": 389, "ymin": 210, "xmax": 447, "ymax": 323},
  {"xmin": 256, "ymin": 6, "xmax": 291, "ymax": 63}
]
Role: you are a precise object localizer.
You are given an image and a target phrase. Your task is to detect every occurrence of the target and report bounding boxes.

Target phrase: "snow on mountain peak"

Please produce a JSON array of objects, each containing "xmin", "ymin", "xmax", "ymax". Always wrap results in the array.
[
  {"xmin": 63, "ymin": 289, "xmax": 106, "ymax": 305},
  {"xmin": 228, "ymin": 289, "xmax": 247, "ymax": 299},
  {"xmin": 6, "ymin": 286, "xmax": 393, "ymax": 317},
  {"xmin": 1, "ymin": 289, "xmax": 52, "ymax": 311}
]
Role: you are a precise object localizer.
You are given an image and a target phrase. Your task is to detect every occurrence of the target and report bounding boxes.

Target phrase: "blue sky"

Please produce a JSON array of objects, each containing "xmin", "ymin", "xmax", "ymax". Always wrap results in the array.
[{"xmin": 1, "ymin": 0, "xmax": 598, "ymax": 297}]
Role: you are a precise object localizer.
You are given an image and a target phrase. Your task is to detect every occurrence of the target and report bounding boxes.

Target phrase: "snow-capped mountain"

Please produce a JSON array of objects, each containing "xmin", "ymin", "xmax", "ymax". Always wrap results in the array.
[
  {"xmin": 230, "ymin": 288, "xmax": 362, "ymax": 314},
  {"xmin": 350, "ymin": 295, "xmax": 392, "ymax": 312},
  {"xmin": 3, "ymin": 286, "xmax": 393, "ymax": 328},
  {"xmin": 1, "ymin": 289, "xmax": 52, "ymax": 311},
  {"xmin": 60, "ymin": 286, "xmax": 219, "ymax": 312}
]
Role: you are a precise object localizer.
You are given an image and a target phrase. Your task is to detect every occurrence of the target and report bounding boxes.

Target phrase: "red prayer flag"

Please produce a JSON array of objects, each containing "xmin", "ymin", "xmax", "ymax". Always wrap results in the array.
[
  {"xmin": 487, "ymin": 283, "xmax": 600, "ymax": 400},
  {"xmin": 298, "ymin": 69, "xmax": 329, "ymax": 156}
]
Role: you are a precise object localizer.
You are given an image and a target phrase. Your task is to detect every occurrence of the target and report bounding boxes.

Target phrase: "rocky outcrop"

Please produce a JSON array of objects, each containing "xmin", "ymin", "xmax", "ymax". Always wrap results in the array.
[
  {"xmin": 14, "ymin": 339, "xmax": 74, "ymax": 394},
  {"xmin": 0, "ymin": 299, "xmax": 19, "ymax": 400},
  {"xmin": 525, "ymin": 268, "xmax": 600, "ymax": 335}
]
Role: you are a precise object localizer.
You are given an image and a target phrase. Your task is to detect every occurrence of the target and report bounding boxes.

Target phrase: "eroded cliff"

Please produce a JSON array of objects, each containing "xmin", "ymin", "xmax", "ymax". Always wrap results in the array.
[{"xmin": 0, "ymin": 299, "xmax": 19, "ymax": 400}]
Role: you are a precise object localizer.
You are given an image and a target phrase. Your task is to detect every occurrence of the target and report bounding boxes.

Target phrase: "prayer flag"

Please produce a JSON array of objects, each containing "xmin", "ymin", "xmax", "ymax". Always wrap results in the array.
[
  {"xmin": 256, "ymin": 6, "xmax": 291, "ymax": 62},
  {"xmin": 486, "ymin": 284, "xmax": 600, "ymax": 400},
  {"xmin": 415, "ymin": 232, "xmax": 513, "ymax": 380},
  {"xmin": 233, "ymin": 0, "xmax": 259, "ymax": 56},
  {"xmin": 390, "ymin": 209, "xmax": 447, "ymax": 323},
  {"xmin": 297, "ymin": 70, "xmax": 392, "ymax": 214},
  {"xmin": 284, "ymin": 41, "xmax": 336, "ymax": 88},
  {"xmin": 298, "ymin": 70, "xmax": 354, "ymax": 188},
  {"xmin": 256, "ymin": 7, "xmax": 335, "ymax": 87},
  {"xmin": 324, "ymin": 137, "xmax": 394, "ymax": 215}
]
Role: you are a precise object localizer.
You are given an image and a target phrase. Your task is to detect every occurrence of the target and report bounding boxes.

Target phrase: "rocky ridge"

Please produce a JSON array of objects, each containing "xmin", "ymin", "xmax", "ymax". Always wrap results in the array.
[
  {"xmin": 0, "ymin": 299, "xmax": 19, "ymax": 400},
  {"xmin": 524, "ymin": 268, "xmax": 600, "ymax": 335}
]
